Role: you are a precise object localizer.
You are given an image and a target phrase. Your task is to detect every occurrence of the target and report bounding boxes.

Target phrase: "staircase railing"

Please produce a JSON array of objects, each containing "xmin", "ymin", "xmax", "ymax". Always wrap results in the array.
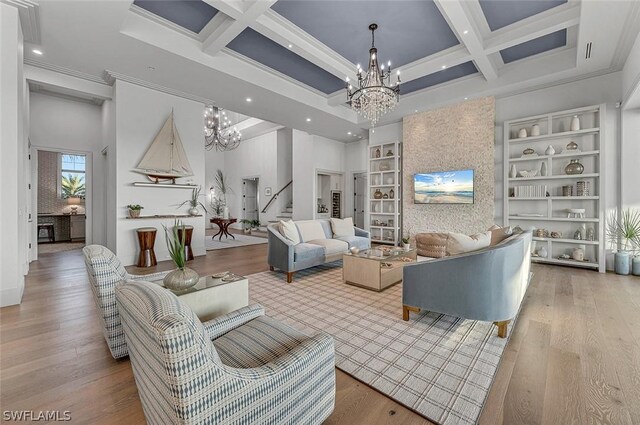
[{"xmin": 261, "ymin": 180, "xmax": 292, "ymax": 214}]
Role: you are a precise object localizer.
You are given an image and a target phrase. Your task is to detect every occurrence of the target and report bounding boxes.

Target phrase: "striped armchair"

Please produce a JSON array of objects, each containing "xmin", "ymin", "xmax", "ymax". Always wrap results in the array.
[
  {"xmin": 115, "ymin": 280, "xmax": 336, "ymax": 425},
  {"xmin": 82, "ymin": 245, "xmax": 169, "ymax": 359}
]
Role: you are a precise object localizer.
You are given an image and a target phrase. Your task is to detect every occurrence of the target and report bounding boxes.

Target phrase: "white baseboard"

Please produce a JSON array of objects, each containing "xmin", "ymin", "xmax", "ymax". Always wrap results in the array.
[{"xmin": 0, "ymin": 281, "xmax": 25, "ymax": 307}]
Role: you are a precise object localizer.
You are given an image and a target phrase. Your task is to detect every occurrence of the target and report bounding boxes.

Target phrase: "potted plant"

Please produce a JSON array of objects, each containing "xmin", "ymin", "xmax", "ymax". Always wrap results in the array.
[
  {"xmin": 239, "ymin": 219, "xmax": 253, "ymax": 234},
  {"xmin": 606, "ymin": 209, "xmax": 640, "ymax": 275},
  {"xmin": 126, "ymin": 204, "xmax": 143, "ymax": 218},
  {"xmin": 178, "ymin": 186, "xmax": 208, "ymax": 216},
  {"xmin": 402, "ymin": 235, "xmax": 411, "ymax": 250},
  {"xmin": 162, "ymin": 220, "xmax": 199, "ymax": 291},
  {"xmin": 251, "ymin": 219, "xmax": 261, "ymax": 230},
  {"xmin": 210, "ymin": 197, "xmax": 225, "ymax": 219},
  {"xmin": 214, "ymin": 170, "xmax": 233, "ymax": 218}
]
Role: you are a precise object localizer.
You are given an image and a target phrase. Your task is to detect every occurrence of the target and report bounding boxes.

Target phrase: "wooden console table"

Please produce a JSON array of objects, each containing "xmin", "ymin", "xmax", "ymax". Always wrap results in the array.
[{"xmin": 210, "ymin": 218, "xmax": 237, "ymax": 240}]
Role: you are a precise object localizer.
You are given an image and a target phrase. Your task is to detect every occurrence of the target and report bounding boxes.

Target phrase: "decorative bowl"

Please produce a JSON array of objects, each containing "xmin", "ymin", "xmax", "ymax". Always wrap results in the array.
[
  {"xmin": 517, "ymin": 169, "xmax": 538, "ymax": 178},
  {"xmin": 349, "ymin": 247, "xmax": 360, "ymax": 255}
]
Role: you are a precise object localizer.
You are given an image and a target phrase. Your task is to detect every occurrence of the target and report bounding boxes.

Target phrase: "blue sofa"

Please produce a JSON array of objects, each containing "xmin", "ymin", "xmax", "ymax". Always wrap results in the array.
[
  {"xmin": 268, "ymin": 219, "xmax": 371, "ymax": 282},
  {"xmin": 402, "ymin": 231, "xmax": 532, "ymax": 338}
]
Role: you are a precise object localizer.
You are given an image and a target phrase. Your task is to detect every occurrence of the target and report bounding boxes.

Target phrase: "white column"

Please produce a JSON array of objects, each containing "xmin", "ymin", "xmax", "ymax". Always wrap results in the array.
[{"xmin": 0, "ymin": 3, "xmax": 27, "ymax": 306}]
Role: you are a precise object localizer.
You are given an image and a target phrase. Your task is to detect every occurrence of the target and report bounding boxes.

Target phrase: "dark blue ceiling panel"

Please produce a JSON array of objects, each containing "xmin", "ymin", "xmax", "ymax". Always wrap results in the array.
[
  {"xmin": 401, "ymin": 61, "xmax": 478, "ymax": 94},
  {"xmin": 271, "ymin": 1, "xmax": 459, "ymax": 69},
  {"xmin": 479, "ymin": 0, "xmax": 567, "ymax": 31},
  {"xmin": 134, "ymin": 0, "xmax": 218, "ymax": 33},
  {"xmin": 227, "ymin": 28, "xmax": 345, "ymax": 94},
  {"xmin": 500, "ymin": 29, "xmax": 566, "ymax": 64}
]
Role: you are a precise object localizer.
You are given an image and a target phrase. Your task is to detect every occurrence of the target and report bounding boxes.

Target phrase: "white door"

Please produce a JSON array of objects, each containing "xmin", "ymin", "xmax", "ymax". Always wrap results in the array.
[
  {"xmin": 353, "ymin": 173, "xmax": 367, "ymax": 229},
  {"xmin": 242, "ymin": 179, "xmax": 259, "ymax": 223}
]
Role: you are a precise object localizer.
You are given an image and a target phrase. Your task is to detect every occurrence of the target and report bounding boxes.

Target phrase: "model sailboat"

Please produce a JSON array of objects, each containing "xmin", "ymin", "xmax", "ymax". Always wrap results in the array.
[{"xmin": 133, "ymin": 110, "xmax": 194, "ymax": 184}]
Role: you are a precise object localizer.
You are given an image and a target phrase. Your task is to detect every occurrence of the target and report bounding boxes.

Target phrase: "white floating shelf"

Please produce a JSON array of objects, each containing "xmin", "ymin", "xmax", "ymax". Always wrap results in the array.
[
  {"xmin": 532, "ymin": 257, "xmax": 599, "ymax": 269},
  {"xmin": 509, "ymin": 150, "xmax": 600, "ymax": 162},
  {"xmin": 132, "ymin": 182, "xmax": 198, "ymax": 189},
  {"xmin": 509, "ymin": 216, "xmax": 599, "ymax": 222},
  {"xmin": 508, "ymin": 128, "xmax": 599, "ymax": 144},
  {"xmin": 509, "ymin": 173, "xmax": 599, "ymax": 181},
  {"xmin": 370, "ymin": 157, "xmax": 396, "ymax": 161},
  {"xmin": 532, "ymin": 237, "xmax": 599, "ymax": 245}
]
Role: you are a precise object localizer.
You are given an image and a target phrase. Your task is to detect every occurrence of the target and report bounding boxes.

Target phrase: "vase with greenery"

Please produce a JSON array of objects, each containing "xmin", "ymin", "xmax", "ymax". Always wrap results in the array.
[
  {"xmin": 210, "ymin": 197, "xmax": 225, "ymax": 218},
  {"xmin": 178, "ymin": 186, "xmax": 208, "ymax": 216},
  {"xmin": 239, "ymin": 219, "xmax": 252, "ymax": 234},
  {"xmin": 606, "ymin": 209, "xmax": 640, "ymax": 275},
  {"xmin": 126, "ymin": 204, "xmax": 143, "ymax": 218},
  {"xmin": 214, "ymin": 169, "xmax": 233, "ymax": 218},
  {"xmin": 402, "ymin": 235, "xmax": 411, "ymax": 250},
  {"xmin": 162, "ymin": 220, "xmax": 199, "ymax": 291}
]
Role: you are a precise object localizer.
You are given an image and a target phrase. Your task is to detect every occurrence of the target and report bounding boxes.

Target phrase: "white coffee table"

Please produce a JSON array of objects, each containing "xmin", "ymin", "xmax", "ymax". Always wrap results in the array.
[
  {"xmin": 343, "ymin": 248, "xmax": 417, "ymax": 291},
  {"xmin": 154, "ymin": 273, "xmax": 249, "ymax": 322}
]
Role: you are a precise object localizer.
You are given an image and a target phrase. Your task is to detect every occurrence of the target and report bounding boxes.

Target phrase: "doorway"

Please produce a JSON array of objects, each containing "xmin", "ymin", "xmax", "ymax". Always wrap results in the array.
[
  {"xmin": 353, "ymin": 172, "xmax": 367, "ymax": 229},
  {"xmin": 35, "ymin": 149, "xmax": 89, "ymax": 255},
  {"xmin": 242, "ymin": 178, "xmax": 260, "ymax": 225}
]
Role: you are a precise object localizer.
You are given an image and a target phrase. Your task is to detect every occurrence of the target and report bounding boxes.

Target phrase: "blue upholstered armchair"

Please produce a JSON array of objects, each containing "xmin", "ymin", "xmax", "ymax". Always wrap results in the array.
[
  {"xmin": 82, "ymin": 245, "xmax": 169, "ymax": 359},
  {"xmin": 115, "ymin": 280, "xmax": 336, "ymax": 425}
]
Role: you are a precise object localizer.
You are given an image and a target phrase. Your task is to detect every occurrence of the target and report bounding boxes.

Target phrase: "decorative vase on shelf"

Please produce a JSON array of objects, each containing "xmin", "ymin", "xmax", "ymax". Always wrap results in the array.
[
  {"xmin": 163, "ymin": 267, "xmax": 199, "ymax": 291},
  {"xmin": 537, "ymin": 246, "xmax": 548, "ymax": 258},
  {"xmin": 570, "ymin": 115, "xmax": 580, "ymax": 131},
  {"xmin": 615, "ymin": 251, "xmax": 631, "ymax": 275},
  {"xmin": 586, "ymin": 227, "xmax": 595, "ymax": 241},
  {"xmin": 389, "ymin": 189, "xmax": 395, "ymax": 199},
  {"xmin": 574, "ymin": 227, "xmax": 583, "ymax": 240},
  {"xmin": 188, "ymin": 207, "xmax": 199, "ymax": 216},
  {"xmin": 374, "ymin": 189, "xmax": 383, "ymax": 199},
  {"xmin": 633, "ymin": 256, "xmax": 640, "ymax": 276},
  {"xmin": 518, "ymin": 128, "xmax": 528, "ymax": 138},
  {"xmin": 375, "ymin": 148, "xmax": 381, "ymax": 158},
  {"xmin": 386, "ymin": 149, "xmax": 394, "ymax": 157},
  {"xmin": 509, "ymin": 164, "xmax": 517, "ymax": 178},
  {"xmin": 565, "ymin": 159, "xmax": 584, "ymax": 175},
  {"xmin": 572, "ymin": 248, "xmax": 584, "ymax": 261},
  {"xmin": 545, "ymin": 145, "xmax": 555, "ymax": 155},
  {"xmin": 566, "ymin": 141, "xmax": 578, "ymax": 151},
  {"xmin": 540, "ymin": 162, "xmax": 548, "ymax": 177},
  {"xmin": 531, "ymin": 124, "xmax": 540, "ymax": 136}
]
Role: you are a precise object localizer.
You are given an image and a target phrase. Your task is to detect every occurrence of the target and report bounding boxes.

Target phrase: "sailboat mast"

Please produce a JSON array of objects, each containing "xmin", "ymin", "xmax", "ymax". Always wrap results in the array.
[{"xmin": 170, "ymin": 109, "xmax": 174, "ymax": 172}]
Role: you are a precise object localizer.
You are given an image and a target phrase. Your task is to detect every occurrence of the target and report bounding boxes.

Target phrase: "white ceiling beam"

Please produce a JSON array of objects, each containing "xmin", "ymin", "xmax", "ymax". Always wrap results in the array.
[
  {"xmin": 24, "ymin": 64, "xmax": 113, "ymax": 100},
  {"xmin": 202, "ymin": 0, "xmax": 243, "ymax": 20},
  {"xmin": 434, "ymin": 0, "xmax": 498, "ymax": 81},
  {"xmin": 2, "ymin": 0, "xmax": 40, "ymax": 43},
  {"xmin": 253, "ymin": 10, "xmax": 354, "ymax": 80},
  {"xmin": 484, "ymin": 3, "xmax": 581, "ymax": 54},
  {"xmin": 201, "ymin": 0, "xmax": 277, "ymax": 56}
]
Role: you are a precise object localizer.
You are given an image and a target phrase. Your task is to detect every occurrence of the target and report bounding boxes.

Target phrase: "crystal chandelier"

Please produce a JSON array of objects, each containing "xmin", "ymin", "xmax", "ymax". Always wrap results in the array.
[
  {"xmin": 346, "ymin": 23, "xmax": 401, "ymax": 127},
  {"xmin": 204, "ymin": 105, "xmax": 242, "ymax": 151}
]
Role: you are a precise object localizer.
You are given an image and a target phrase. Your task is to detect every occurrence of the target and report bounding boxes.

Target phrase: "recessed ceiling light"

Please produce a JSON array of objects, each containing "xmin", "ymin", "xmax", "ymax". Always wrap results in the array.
[
  {"xmin": 32, "ymin": 49, "xmax": 43, "ymax": 55},
  {"xmin": 441, "ymin": 65, "xmax": 447, "ymax": 69},
  {"xmin": 415, "ymin": 109, "xmax": 418, "ymax": 113},
  {"xmin": 306, "ymin": 118, "xmax": 311, "ymax": 122},
  {"xmin": 288, "ymin": 44, "xmax": 293, "ymax": 48},
  {"xmin": 464, "ymin": 97, "xmax": 468, "ymax": 100},
  {"xmin": 463, "ymin": 30, "xmax": 469, "ymax": 35},
  {"xmin": 246, "ymin": 98, "xmax": 252, "ymax": 102},
  {"xmin": 347, "ymin": 131, "xmax": 352, "ymax": 135},
  {"xmin": 147, "ymin": 66, "xmax": 155, "ymax": 71}
]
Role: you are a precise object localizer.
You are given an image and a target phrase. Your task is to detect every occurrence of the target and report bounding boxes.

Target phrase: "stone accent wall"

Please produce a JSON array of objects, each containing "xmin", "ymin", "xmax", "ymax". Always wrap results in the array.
[
  {"xmin": 38, "ymin": 150, "xmax": 85, "ymax": 215},
  {"xmin": 402, "ymin": 97, "xmax": 495, "ymax": 237}
]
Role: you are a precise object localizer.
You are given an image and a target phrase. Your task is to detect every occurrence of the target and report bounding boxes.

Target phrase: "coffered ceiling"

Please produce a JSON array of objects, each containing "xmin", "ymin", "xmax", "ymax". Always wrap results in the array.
[{"xmin": 14, "ymin": 0, "xmax": 640, "ymax": 142}]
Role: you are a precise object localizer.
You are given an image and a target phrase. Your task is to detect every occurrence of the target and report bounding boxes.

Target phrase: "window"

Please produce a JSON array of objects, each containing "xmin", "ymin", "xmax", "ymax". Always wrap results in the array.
[{"xmin": 60, "ymin": 153, "xmax": 86, "ymax": 199}]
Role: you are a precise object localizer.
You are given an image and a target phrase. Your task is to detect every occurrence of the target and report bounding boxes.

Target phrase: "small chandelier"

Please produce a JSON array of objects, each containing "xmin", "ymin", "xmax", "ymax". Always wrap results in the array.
[
  {"xmin": 204, "ymin": 105, "xmax": 242, "ymax": 151},
  {"xmin": 346, "ymin": 23, "xmax": 400, "ymax": 127}
]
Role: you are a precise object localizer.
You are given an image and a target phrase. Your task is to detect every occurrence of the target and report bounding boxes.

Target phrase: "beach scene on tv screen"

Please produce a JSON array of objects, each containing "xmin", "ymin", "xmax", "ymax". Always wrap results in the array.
[{"xmin": 414, "ymin": 169, "xmax": 474, "ymax": 204}]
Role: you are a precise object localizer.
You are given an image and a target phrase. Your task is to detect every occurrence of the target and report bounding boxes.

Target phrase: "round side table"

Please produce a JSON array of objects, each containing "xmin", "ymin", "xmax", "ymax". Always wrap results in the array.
[
  {"xmin": 136, "ymin": 227, "xmax": 158, "ymax": 267},
  {"xmin": 176, "ymin": 225, "xmax": 194, "ymax": 261}
]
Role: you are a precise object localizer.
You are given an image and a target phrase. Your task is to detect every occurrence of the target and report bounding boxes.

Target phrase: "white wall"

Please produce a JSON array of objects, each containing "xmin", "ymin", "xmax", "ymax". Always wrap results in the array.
[
  {"xmin": 369, "ymin": 122, "xmax": 402, "ymax": 146},
  {"xmin": 622, "ymin": 32, "xmax": 640, "ymax": 104},
  {"xmin": 114, "ymin": 80, "xmax": 206, "ymax": 266},
  {"xmin": 0, "ymin": 3, "xmax": 27, "ymax": 306},
  {"xmin": 344, "ymin": 138, "xmax": 369, "ymax": 220},
  {"xmin": 102, "ymin": 96, "xmax": 117, "ymax": 252},
  {"xmin": 276, "ymin": 128, "xmax": 293, "ymax": 213},
  {"xmin": 29, "ymin": 92, "xmax": 105, "ymax": 246},
  {"xmin": 204, "ymin": 143, "xmax": 226, "ymax": 222},
  {"xmin": 222, "ymin": 131, "xmax": 279, "ymax": 224},
  {"xmin": 621, "ymin": 107, "xmax": 640, "ymax": 210}
]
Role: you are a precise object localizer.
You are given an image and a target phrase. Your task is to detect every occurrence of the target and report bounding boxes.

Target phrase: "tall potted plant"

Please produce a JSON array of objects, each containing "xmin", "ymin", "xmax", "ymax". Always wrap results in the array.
[
  {"xmin": 214, "ymin": 169, "xmax": 233, "ymax": 218},
  {"xmin": 162, "ymin": 220, "xmax": 199, "ymax": 290},
  {"xmin": 178, "ymin": 186, "xmax": 208, "ymax": 216},
  {"xmin": 606, "ymin": 209, "xmax": 640, "ymax": 275}
]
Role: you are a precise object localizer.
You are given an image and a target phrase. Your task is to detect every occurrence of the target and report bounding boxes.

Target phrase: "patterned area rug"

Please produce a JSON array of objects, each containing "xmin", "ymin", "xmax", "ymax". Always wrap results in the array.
[
  {"xmin": 205, "ymin": 234, "xmax": 267, "ymax": 251},
  {"xmin": 248, "ymin": 263, "xmax": 517, "ymax": 425},
  {"xmin": 38, "ymin": 242, "xmax": 85, "ymax": 254}
]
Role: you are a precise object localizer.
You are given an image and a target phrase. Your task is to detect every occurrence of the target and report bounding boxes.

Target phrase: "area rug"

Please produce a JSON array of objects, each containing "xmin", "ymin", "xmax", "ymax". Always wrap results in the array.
[
  {"xmin": 248, "ymin": 263, "xmax": 520, "ymax": 425},
  {"xmin": 205, "ymin": 234, "xmax": 267, "ymax": 251},
  {"xmin": 38, "ymin": 242, "xmax": 85, "ymax": 254}
]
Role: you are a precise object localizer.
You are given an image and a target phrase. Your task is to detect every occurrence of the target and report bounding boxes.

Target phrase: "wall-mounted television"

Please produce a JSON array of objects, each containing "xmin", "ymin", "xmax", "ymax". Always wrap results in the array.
[{"xmin": 414, "ymin": 169, "xmax": 474, "ymax": 204}]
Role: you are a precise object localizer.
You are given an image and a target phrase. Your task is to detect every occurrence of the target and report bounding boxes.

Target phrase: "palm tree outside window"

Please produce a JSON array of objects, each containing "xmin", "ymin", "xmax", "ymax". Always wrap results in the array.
[{"xmin": 60, "ymin": 154, "xmax": 86, "ymax": 199}]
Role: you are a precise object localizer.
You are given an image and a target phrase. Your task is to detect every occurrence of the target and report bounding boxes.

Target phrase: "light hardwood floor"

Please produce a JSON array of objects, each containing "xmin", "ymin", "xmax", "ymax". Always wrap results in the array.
[{"xmin": 1, "ymin": 245, "xmax": 638, "ymax": 425}]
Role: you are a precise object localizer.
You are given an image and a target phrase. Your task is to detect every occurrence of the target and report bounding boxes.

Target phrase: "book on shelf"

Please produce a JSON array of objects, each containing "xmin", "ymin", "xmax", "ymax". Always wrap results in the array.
[{"xmin": 513, "ymin": 185, "xmax": 547, "ymax": 198}]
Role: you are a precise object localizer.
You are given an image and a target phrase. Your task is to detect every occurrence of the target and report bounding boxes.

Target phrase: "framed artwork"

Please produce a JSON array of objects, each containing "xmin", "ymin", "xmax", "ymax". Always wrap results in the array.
[{"xmin": 265, "ymin": 187, "xmax": 272, "ymax": 196}]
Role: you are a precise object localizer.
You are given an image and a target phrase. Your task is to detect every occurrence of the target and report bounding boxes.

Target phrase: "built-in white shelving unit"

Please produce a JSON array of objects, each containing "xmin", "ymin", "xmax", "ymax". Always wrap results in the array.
[
  {"xmin": 368, "ymin": 141, "xmax": 401, "ymax": 245},
  {"xmin": 503, "ymin": 104, "xmax": 605, "ymax": 272}
]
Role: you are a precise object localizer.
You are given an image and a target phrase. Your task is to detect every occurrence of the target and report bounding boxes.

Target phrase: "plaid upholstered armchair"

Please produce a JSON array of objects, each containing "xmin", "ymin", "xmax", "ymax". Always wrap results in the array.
[
  {"xmin": 115, "ymin": 280, "xmax": 336, "ymax": 425},
  {"xmin": 82, "ymin": 245, "xmax": 169, "ymax": 359}
]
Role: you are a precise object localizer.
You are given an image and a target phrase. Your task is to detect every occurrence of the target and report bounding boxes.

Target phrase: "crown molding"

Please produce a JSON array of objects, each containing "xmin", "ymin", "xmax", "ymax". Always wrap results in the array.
[
  {"xmin": 612, "ymin": 0, "xmax": 640, "ymax": 70},
  {"xmin": 2, "ymin": 0, "xmax": 40, "ymax": 43},
  {"xmin": 128, "ymin": 4, "xmax": 200, "ymax": 41},
  {"xmin": 24, "ymin": 58, "xmax": 107, "ymax": 85},
  {"xmin": 103, "ymin": 70, "xmax": 215, "ymax": 105}
]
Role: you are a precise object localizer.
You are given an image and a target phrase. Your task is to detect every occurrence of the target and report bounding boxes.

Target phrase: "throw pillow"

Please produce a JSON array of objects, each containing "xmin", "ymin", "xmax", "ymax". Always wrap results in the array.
[
  {"xmin": 447, "ymin": 231, "xmax": 492, "ymax": 255},
  {"xmin": 415, "ymin": 233, "xmax": 448, "ymax": 258},
  {"xmin": 488, "ymin": 224, "xmax": 513, "ymax": 246},
  {"xmin": 279, "ymin": 220, "xmax": 300, "ymax": 245},
  {"xmin": 295, "ymin": 220, "xmax": 327, "ymax": 242},
  {"xmin": 330, "ymin": 217, "xmax": 355, "ymax": 238}
]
